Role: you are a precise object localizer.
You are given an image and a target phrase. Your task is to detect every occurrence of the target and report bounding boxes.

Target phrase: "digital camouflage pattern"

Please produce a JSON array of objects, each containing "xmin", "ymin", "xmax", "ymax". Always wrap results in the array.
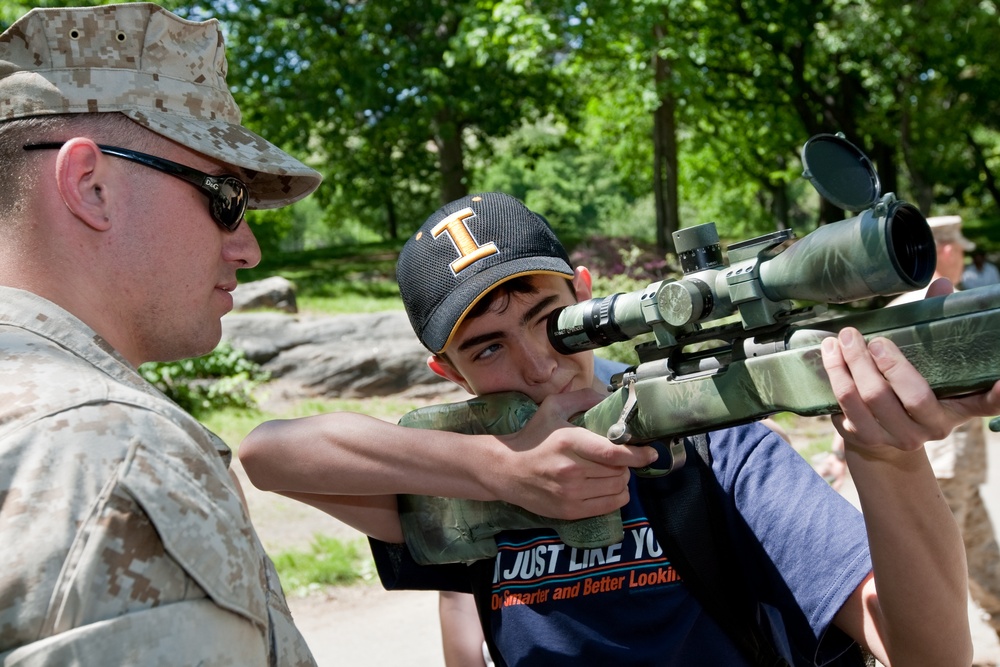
[
  {"xmin": 398, "ymin": 283, "xmax": 1000, "ymax": 565},
  {"xmin": 928, "ymin": 415, "xmax": 1000, "ymax": 635},
  {"xmin": 0, "ymin": 287, "xmax": 315, "ymax": 666},
  {"xmin": 397, "ymin": 395, "xmax": 623, "ymax": 565},
  {"xmin": 0, "ymin": 3, "xmax": 321, "ymax": 209}
]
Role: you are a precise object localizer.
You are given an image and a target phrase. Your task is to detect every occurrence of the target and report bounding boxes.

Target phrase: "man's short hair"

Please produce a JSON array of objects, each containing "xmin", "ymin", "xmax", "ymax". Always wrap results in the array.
[{"xmin": 0, "ymin": 114, "xmax": 152, "ymax": 215}]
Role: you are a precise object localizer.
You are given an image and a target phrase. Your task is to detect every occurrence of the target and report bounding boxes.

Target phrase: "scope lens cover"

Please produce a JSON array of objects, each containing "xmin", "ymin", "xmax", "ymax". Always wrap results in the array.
[{"xmin": 801, "ymin": 134, "xmax": 881, "ymax": 211}]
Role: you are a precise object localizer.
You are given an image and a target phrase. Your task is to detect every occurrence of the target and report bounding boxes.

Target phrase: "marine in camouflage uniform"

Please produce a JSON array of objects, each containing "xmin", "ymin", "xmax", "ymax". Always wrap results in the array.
[
  {"xmin": 931, "ymin": 420, "xmax": 1000, "ymax": 638},
  {"xmin": 0, "ymin": 4, "xmax": 321, "ymax": 664},
  {"xmin": 0, "ymin": 289, "xmax": 314, "ymax": 665}
]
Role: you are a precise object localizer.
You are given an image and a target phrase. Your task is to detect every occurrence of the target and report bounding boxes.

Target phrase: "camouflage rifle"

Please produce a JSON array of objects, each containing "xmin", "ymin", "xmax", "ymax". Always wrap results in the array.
[{"xmin": 397, "ymin": 134, "xmax": 1000, "ymax": 565}]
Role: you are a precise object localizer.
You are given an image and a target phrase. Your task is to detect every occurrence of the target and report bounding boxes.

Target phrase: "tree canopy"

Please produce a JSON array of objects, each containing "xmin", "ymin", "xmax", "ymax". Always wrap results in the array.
[{"xmin": 4, "ymin": 0, "xmax": 998, "ymax": 252}]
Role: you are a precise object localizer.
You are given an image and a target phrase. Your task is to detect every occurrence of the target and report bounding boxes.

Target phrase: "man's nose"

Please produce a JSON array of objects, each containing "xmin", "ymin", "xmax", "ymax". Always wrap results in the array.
[{"xmin": 225, "ymin": 218, "xmax": 262, "ymax": 268}]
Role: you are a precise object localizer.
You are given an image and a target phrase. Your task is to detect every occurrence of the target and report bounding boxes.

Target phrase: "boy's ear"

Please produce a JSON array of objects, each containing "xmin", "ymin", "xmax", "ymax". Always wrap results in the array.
[
  {"xmin": 54, "ymin": 139, "xmax": 114, "ymax": 232},
  {"xmin": 427, "ymin": 355, "xmax": 474, "ymax": 394},
  {"xmin": 573, "ymin": 266, "xmax": 593, "ymax": 301}
]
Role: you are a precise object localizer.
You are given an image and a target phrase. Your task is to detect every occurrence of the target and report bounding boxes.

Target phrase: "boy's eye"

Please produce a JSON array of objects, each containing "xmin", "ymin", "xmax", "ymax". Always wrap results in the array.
[{"xmin": 474, "ymin": 343, "xmax": 502, "ymax": 361}]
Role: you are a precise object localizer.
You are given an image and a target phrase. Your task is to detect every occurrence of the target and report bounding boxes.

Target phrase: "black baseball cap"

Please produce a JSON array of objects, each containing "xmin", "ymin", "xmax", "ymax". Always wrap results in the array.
[{"xmin": 397, "ymin": 192, "xmax": 573, "ymax": 354}]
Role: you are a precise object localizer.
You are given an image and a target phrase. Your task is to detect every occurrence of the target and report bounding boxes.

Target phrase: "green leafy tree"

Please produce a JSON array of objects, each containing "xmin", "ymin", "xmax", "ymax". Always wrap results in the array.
[
  {"xmin": 195, "ymin": 0, "xmax": 578, "ymax": 239},
  {"xmin": 6, "ymin": 0, "xmax": 998, "ymax": 248}
]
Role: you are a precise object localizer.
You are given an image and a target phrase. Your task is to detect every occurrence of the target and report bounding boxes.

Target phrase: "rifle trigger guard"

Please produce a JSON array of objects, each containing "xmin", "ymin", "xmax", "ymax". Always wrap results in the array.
[
  {"xmin": 608, "ymin": 377, "xmax": 638, "ymax": 444},
  {"xmin": 631, "ymin": 437, "xmax": 688, "ymax": 478}
]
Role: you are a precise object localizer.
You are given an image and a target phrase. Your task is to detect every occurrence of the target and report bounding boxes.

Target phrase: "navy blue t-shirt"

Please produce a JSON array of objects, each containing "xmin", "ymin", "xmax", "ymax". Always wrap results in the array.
[
  {"xmin": 373, "ymin": 358, "xmax": 872, "ymax": 666},
  {"xmin": 482, "ymin": 422, "xmax": 870, "ymax": 666}
]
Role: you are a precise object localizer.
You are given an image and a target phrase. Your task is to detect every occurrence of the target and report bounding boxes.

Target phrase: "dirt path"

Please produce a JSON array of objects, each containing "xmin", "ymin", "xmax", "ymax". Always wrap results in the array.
[{"xmin": 234, "ymin": 454, "xmax": 447, "ymax": 666}]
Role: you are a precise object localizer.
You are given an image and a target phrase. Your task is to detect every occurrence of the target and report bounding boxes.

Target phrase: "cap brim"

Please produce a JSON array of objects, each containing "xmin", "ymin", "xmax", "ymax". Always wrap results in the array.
[
  {"xmin": 424, "ymin": 257, "xmax": 574, "ymax": 354},
  {"xmin": 125, "ymin": 109, "xmax": 321, "ymax": 209}
]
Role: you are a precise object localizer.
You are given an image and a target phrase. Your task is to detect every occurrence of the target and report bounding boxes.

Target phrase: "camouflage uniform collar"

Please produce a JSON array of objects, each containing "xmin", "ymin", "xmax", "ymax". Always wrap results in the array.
[{"xmin": 0, "ymin": 285, "xmax": 146, "ymax": 387}]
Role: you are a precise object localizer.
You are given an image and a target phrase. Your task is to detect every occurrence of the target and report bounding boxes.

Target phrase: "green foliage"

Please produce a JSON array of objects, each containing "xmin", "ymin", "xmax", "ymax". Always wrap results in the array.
[
  {"xmin": 190, "ymin": 0, "xmax": 579, "ymax": 240},
  {"xmin": 8, "ymin": 0, "xmax": 999, "ymax": 248},
  {"xmin": 474, "ymin": 118, "xmax": 651, "ymax": 242},
  {"xmin": 271, "ymin": 534, "xmax": 375, "ymax": 596},
  {"xmin": 241, "ymin": 240, "xmax": 404, "ymax": 315},
  {"xmin": 139, "ymin": 342, "xmax": 270, "ymax": 417}
]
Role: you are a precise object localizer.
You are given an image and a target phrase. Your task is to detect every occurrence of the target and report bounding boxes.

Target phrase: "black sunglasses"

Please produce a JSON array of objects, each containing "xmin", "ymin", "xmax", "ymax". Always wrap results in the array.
[{"xmin": 23, "ymin": 142, "xmax": 249, "ymax": 232}]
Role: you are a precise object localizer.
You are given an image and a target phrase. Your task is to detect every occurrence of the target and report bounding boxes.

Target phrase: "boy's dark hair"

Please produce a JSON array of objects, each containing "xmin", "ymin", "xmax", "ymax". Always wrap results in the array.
[{"xmin": 465, "ymin": 274, "xmax": 576, "ymax": 322}]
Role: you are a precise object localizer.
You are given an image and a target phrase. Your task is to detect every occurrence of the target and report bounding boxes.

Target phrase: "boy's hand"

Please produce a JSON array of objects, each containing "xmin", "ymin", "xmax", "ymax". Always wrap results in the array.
[
  {"xmin": 494, "ymin": 389, "xmax": 658, "ymax": 521},
  {"xmin": 821, "ymin": 326, "xmax": 1000, "ymax": 460}
]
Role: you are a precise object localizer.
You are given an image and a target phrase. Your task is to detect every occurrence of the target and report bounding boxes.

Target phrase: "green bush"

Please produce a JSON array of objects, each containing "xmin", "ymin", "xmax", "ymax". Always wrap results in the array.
[{"xmin": 139, "ymin": 342, "xmax": 270, "ymax": 417}]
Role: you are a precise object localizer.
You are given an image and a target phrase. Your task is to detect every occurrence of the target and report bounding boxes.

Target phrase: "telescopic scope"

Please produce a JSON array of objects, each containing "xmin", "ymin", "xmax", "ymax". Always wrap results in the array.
[{"xmin": 548, "ymin": 198, "xmax": 935, "ymax": 355}]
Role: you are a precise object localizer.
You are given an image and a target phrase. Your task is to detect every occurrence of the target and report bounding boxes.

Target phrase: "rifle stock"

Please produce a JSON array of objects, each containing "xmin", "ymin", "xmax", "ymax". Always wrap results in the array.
[{"xmin": 398, "ymin": 284, "xmax": 1000, "ymax": 565}]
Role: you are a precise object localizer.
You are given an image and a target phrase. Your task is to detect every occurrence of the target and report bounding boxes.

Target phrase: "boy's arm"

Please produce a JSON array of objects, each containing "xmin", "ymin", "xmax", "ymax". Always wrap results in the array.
[
  {"xmin": 822, "ymin": 324, "xmax": 1000, "ymax": 666},
  {"xmin": 279, "ymin": 491, "xmax": 405, "ymax": 543},
  {"xmin": 239, "ymin": 389, "xmax": 658, "ymax": 527}
]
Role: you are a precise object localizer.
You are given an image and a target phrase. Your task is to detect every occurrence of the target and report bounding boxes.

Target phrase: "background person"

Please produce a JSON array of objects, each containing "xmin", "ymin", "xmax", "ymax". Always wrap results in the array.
[{"xmin": 963, "ymin": 248, "xmax": 1000, "ymax": 290}]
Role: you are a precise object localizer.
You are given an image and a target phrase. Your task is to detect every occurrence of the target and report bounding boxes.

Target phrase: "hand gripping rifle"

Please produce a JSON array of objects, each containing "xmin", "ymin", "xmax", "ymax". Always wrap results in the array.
[{"xmin": 396, "ymin": 134, "xmax": 1000, "ymax": 565}]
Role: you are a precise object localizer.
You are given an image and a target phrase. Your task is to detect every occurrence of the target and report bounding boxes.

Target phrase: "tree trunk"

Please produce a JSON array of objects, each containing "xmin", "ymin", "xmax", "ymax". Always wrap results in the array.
[
  {"xmin": 434, "ymin": 110, "xmax": 468, "ymax": 205},
  {"xmin": 900, "ymin": 106, "xmax": 934, "ymax": 213},
  {"xmin": 965, "ymin": 130, "xmax": 1000, "ymax": 212},
  {"xmin": 871, "ymin": 139, "xmax": 897, "ymax": 201},
  {"xmin": 652, "ymin": 16, "xmax": 679, "ymax": 257},
  {"xmin": 384, "ymin": 192, "xmax": 398, "ymax": 240},
  {"xmin": 770, "ymin": 155, "xmax": 789, "ymax": 230}
]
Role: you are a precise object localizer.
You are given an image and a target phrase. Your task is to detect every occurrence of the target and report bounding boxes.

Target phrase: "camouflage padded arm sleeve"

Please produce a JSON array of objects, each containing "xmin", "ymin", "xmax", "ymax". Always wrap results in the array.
[{"xmin": 397, "ymin": 393, "xmax": 624, "ymax": 565}]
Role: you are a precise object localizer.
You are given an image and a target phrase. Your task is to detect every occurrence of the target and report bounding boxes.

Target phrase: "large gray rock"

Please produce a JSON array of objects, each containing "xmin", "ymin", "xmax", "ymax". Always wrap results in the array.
[
  {"xmin": 221, "ymin": 310, "xmax": 454, "ymax": 399},
  {"xmin": 232, "ymin": 276, "xmax": 298, "ymax": 313}
]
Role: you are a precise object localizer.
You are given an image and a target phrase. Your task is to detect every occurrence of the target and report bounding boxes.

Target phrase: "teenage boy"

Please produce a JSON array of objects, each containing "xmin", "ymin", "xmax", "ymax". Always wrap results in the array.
[{"xmin": 240, "ymin": 192, "xmax": 1000, "ymax": 666}]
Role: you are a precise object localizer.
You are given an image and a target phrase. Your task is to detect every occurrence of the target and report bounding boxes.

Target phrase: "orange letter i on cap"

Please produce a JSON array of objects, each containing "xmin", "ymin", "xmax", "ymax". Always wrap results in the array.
[{"xmin": 431, "ymin": 208, "xmax": 498, "ymax": 274}]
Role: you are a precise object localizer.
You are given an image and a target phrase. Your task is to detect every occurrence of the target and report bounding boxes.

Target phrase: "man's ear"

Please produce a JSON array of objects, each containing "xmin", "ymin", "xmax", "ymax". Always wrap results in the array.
[
  {"xmin": 426, "ymin": 355, "xmax": 473, "ymax": 394},
  {"xmin": 573, "ymin": 266, "xmax": 593, "ymax": 301},
  {"xmin": 54, "ymin": 139, "xmax": 113, "ymax": 232}
]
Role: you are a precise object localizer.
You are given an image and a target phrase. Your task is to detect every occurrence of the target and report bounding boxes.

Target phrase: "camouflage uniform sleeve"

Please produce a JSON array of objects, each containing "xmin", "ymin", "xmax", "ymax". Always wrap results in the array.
[
  {"xmin": 924, "ymin": 418, "xmax": 988, "ymax": 483},
  {"xmin": 1, "ymin": 599, "xmax": 266, "ymax": 666},
  {"xmin": 0, "ymin": 402, "xmax": 315, "ymax": 666}
]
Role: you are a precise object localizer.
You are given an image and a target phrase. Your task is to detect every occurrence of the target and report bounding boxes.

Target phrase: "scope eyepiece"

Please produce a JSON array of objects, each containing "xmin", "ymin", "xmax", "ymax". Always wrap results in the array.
[{"xmin": 548, "ymin": 294, "xmax": 632, "ymax": 355}]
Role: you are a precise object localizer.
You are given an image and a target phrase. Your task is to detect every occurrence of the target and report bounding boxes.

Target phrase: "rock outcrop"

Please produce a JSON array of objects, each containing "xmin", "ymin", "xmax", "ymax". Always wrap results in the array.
[{"xmin": 222, "ymin": 309, "xmax": 455, "ymax": 401}]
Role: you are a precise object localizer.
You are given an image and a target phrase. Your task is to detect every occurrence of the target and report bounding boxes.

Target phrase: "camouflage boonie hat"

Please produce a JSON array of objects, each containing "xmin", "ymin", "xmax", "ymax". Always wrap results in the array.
[
  {"xmin": 0, "ymin": 3, "xmax": 321, "ymax": 209},
  {"xmin": 926, "ymin": 215, "xmax": 975, "ymax": 251}
]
